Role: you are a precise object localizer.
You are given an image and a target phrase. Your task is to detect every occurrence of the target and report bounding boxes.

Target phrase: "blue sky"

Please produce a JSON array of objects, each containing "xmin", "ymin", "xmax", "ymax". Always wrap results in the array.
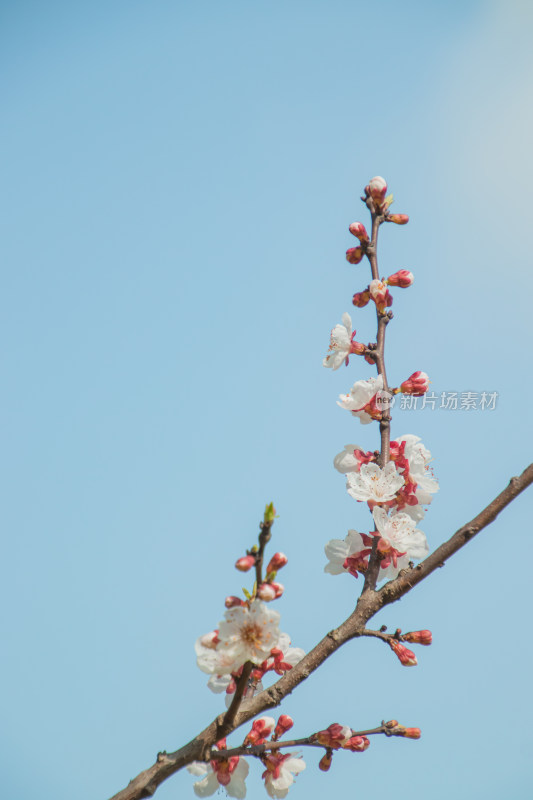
[{"xmin": 1, "ymin": 2, "xmax": 532, "ymax": 799}]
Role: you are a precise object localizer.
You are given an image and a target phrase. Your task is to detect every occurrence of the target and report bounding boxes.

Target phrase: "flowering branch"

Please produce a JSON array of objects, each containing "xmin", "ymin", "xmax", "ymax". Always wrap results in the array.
[
  {"xmin": 108, "ymin": 464, "xmax": 532, "ymax": 800},
  {"xmin": 107, "ymin": 176, "xmax": 533, "ymax": 800}
]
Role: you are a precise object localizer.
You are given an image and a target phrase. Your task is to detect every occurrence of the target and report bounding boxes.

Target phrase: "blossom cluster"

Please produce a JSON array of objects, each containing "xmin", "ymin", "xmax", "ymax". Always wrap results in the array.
[
  {"xmin": 187, "ymin": 716, "xmax": 306, "ymax": 799},
  {"xmin": 323, "ymin": 177, "xmax": 437, "ymax": 583}
]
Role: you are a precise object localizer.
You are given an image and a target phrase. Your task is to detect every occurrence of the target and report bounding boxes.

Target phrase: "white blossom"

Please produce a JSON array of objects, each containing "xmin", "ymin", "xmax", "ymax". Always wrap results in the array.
[
  {"xmin": 333, "ymin": 444, "xmax": 363, "ymax": 474},
  {"xmin": 324, "ymin": 530, "xmax": 367, "ymax": 575},
  {"xmin": 395, "ymin": 434, "xmax": 439, "ymax": 496},
  {"xmin": 337, "ymin": 375, "xmax": 383, "ymax": 424},
  {"xmin": 262, "ymin": 753, "xmax": 306, "ymax": 799},
  {"xmin": 346, "ymin": 462, "xmax": 404, "ymax": 503},
  {"xmin": 187, "ymin": 757, "xmax": 249, "ymax": 799},
  {"xmin": 373, "ymin": 506, "xmax": 429, "ymax": 566},
  {"xmin": 323, "ymin": 312, "xmax": 353, "ymax": 370},
  {"xmin": 215, "ymin": 600, "xmax": 281, "ymax": 673}
]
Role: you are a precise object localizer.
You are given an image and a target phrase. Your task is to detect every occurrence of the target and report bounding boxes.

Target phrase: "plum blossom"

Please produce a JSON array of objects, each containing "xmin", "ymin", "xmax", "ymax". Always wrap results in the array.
[
  {"xmin": 337, "ymin": 375, "xmax": 384, "ymax": 424},
  {"xmin": 216, "ymin": 600, "xmax": 281, "ymax": 672},
  {"xmin": 324, "ymin": 529, "xmax": 373, "ymax": 579},
  {"xmin": 372, "ymin": 506, "xmax": 429, "ymax": 578},
  {"xmin": 187, "ymin": 744, "xmax": 249, "ymax": 798},
  {"xmin": 346, "ymin": 462, "xmax": 404, "ymax": 505},
  {"xmin": 262, "ymin": 752, "xmax": 306, "ymax": 799},
  {"xmin": 323, "ymin": 313, "xmax": 364, "ymax": 370}
]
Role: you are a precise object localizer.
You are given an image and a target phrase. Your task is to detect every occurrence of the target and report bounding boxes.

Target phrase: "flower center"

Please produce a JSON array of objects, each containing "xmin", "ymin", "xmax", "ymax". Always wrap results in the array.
[{"xmin": 241, "ymin": 623, "xmax": 263, "ymax": 649}]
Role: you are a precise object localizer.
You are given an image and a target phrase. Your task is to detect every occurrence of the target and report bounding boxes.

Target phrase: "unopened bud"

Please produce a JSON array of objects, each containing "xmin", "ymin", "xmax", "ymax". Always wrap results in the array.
[
  {"xmin": 342, "ymin": 735, "xmax": 370, "ymax": 752},
  {"xmin": 349, "ymin": 222, "xmax": 369, "ymax": 242},
  {"xmin": 257, "ymin": 583, "xmax": 277, "ymax": 602},
  {"xmin": 266, "ymin": 552, "xmax": 288, "ymax": 573},
  {"xmin": 390, "ymin": 639, "xmax": 418, "ymax": 666},
  {"xmin": 273, "ymin": 714, "xmax": 294, "ymax": 740},
  {"xmin": 386, "ymin": 269, "xmax": 414, "ymax": 288},
  {"xmin": 393, "ymin": 725, "xmax": 421, "ymax": 739},
  {"xmin": 403, "ymin": 630, "xmax": 432, "ymax": 646},
  {"xmin": 243, "ymin": 716, "xmax": 276, "ymax": 746},
  {"xmin": 346, "ymin": 247, "xmax": 364, "ymax": 265},
  {"xmin": 319, "ymin": 750, "xmax": 333, "ymax": 771},
  {"xmin": 400, "ymin": 371, "xmax": 430, "ymax": 396},
  {"xmin": 316, "ymin": 723, "xmax": 352, "ymax": 749},
  {"xmin": 270, "ymin": 581, "xmax": 284, "ymax": 599},
  {"xmin": 235, "ymin": 555, "xmax": 256, "ymax": 572},
  {"xmin": 352, "ymin": 289, "xmax": 370, "ymax": 308},
  {"xmin": 388, "ymin": 213, "xmax": 409, "ymax": 225},
  {"xmin": 366, "ymin": 176, "xmax": 388, "ymax": 203},
  {"xmin": 225, "ymin": 596, "xmax": 244, "ymax": 609}
]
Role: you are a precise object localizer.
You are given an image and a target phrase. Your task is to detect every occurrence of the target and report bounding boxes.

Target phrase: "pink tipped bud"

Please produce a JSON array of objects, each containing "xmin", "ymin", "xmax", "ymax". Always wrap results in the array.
[
  {"xmin": 319, "ymin": 751, "xmax": 333, "ymax": 771},
  {"xmin": 402, "ymin": 727, "xmax": 421, "ymax": 739},
  {"xmin": 352, "ymin": 289, "xmax": 370, "ymax": 308},
  {"xmin": 403, "ymin": 630, "xmax": 433, "ymax": 646},
  {"xmin": 400, "ymin": 371, "xmax": 430, "ymax": 396},
  {"xmin": 257, "ymin": 583, "xmax": 277, "ymax": 602},
  {"xmin": 266, "ymin": 552, "xmax": 288, "ymax": 573},
  {"xmin": 243, "ymin": 716, "xmax": 276, "ymax": 746},
  {"xmin": 316, "ymin": 723, "xmax": 352, "ymax": 749},
  {"xmin": 388, "ymin": 213, "xmax": 409, "ymax": 225},
  {"xmin": 349, "ymin": 222, "xmax": 369, "ymax": 242},
  {"xmin": 386, "ymin": 269, "xmax": 414, "ymax": 288},
  {"xmin": 270, "ymin": 581, "xmax": 284, "ymax": 599},
  {"xmin": 273, "ymin": 714, "xmax": 294, "ymax": 740},
  {"xmin": 342, "ymin": 735, "xmax": 370, "ymax": 752},
  {"xmin": 346, "ymin": 247, "xmax": 364, "ymax": 265},
  {"xmin": 390, "ymin": 639, "xmax": 418, "ymax": 666},
  {"xmin": 366, "ymin": 176, "xmax": 388, "ymax": 203},
  {"xmin": 235, "ymin": 555, "xmax": 256, "ymax": 572},
  {"xmin": 225, "ymin": 596, "xmax": 245, "ymax": 609}
]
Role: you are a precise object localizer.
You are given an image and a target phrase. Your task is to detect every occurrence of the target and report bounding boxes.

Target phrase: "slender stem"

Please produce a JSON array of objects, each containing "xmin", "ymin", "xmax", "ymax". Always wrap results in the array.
[
  {"xmin": 211, "ymin": 723, "xmax": 394, "ymax": 759},
  {"xmin": 254, "ymin": 520, "xmax": 273, "ymax": 586}
]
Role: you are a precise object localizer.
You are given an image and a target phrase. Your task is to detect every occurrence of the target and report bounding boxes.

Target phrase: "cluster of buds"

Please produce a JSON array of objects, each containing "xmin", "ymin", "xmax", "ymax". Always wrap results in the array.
[
  {"xmin": 388, "ymin": 629, "xmax": 433, "ymax": 667},
  {"xmin": 364, "ymin": 176, "xmax": 409, "ymax": 223},
  {"xmin": 314, "ymin": 723, "xmax": 370, "ymax": 753},
  {"xmin": 384, "ymin": 720, "xmax": 421, "ymax": 739}
]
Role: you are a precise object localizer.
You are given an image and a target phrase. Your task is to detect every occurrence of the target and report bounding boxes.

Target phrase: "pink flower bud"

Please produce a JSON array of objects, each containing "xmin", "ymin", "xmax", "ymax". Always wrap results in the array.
[
  {"xmin": 243, "ymin": 716, "xmax": 276, "ymax": 746},
  {"xmin": 346, "ymin": 247, "xmax": 364, "ymax": 265},
  {"xmin": 342, "ymin": 735, "xmax": 370, "ymax": 752},
  {"xmin": 273, "ymin": 714, "xmax": 294, "ymax": 740},
  {"xmin": 390, "ymin": 639, "xmax": 418, "ymax": 666},
  {"xmin": 266, "ymin": 552, "xmax": 288, "ymax": 573},
  {"xmin": 225, "ymin": 596, "xmax": 244, "ymax": 609},
  {"xmin": 316, "ymin": 723, "xmax": 352, "ymax": 749},
  {"xmin": 349, "ymin": 222, "xmax": 369, "ymax": 242},
  {"xmin": 403, "ymin": 630, "xmax": 432, "ymax": 646},
  {"xmin": 386, "ymin": 269, "xmax": 414, "ymax": 288},
  {"xmin": 257, "ymin": 583, "xmax": 277, "ymax": 602},
  {"xmin": 270, "ymin": 581, "xmax": 284, "ymax": 599},
  {"xmin": 235, "ymin": 555, "xmax": 256, "ymax": 572},
  {"xmin": 366, "ymin": 176, "xmax": 388, "ymax": 203},
  {"xmin": 400, "ymin": 371, "xmax": 430, "ymax": 396},
  {"xmin": 319, "ymin": 751, "xmax": 333, "ymax": 771},
  {"xmin": 401, "ymin": 727, "xmax": 421, "ymax": 739},
  {"xmin": 388, "ymin": 213, "xmax": 409, "ymax": 225},
  {"xmin": 352, "ymin": 289, "xmax": 370, "ymax": 308}
]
